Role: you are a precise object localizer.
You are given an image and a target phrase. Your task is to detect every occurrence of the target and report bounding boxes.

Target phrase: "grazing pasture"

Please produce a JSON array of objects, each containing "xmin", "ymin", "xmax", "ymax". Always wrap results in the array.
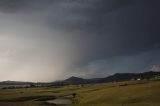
[{"xmin": 0, "ymin": 79, "xmax": 160, "ymax": 106}]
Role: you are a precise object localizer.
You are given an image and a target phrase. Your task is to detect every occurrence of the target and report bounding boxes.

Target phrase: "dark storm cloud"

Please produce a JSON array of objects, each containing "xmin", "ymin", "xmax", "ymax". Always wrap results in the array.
[
  {"xmin": 47, "ymin": 0, "xmax": 160, "ymax": 66},
  {"xmin": 74, "ymin": 0, "xmax": 160, "ymax": 64},
  {"xmin": 0, "ymin": 0, "xmax": 129, "ymax": 12},
  {"xmin": 0, "ymin": 0, "xmax": 160, "ymax": 81},
  {"xmin": 1, "ymin": 0, "xmax": 160, "ymax": 64}
]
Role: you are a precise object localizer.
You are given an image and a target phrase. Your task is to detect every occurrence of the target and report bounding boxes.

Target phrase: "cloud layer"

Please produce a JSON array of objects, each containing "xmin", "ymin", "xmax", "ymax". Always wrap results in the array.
[{"xmin": 0, "ymin": 0, "xmax": 160, "ymax": 81}]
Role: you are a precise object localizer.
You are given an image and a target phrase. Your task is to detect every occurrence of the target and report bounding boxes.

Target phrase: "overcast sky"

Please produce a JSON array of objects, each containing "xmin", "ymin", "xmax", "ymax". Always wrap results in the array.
[{"xmin": 0, "ymin": 0, "xmax": 160, "ymax": 82}]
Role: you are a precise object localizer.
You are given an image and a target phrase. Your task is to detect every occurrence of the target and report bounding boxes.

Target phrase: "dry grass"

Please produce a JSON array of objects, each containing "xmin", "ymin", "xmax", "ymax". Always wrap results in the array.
[{"xmin": 0, "ymin": 79, "xmax": 160, "ymax": 106}]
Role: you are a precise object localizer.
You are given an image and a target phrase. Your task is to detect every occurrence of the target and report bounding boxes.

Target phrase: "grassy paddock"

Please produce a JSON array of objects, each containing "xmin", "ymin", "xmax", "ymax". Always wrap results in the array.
[{"xmin": 0, "ymin": 79, "xmax": 160, "ymax": 106}]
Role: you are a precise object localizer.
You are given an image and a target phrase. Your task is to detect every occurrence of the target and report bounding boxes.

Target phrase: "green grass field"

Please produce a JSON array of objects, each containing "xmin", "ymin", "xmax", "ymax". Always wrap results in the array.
[{"xmin": 0, "ymin": 79, "xmax": 160, "ymax": 106}]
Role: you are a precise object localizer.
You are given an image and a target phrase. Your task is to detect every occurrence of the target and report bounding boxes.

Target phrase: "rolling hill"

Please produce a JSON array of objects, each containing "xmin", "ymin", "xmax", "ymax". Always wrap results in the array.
[{"xmin": 54, "ymin": 71, "xmax": 160, "ymax": 85}]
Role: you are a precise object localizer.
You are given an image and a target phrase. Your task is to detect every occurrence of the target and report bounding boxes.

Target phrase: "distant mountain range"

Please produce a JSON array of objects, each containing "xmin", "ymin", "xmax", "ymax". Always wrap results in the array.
[
  {"xmin": 52, "ymin": 71, "xmax": 160, "ymax": 85},
  {"xmin": 0, "ymin": 71, "xmax": 160, "ymax": 86},
  {"xmin": 0, "ymin": 81, "xmax": 33, "ymax": 85}
]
